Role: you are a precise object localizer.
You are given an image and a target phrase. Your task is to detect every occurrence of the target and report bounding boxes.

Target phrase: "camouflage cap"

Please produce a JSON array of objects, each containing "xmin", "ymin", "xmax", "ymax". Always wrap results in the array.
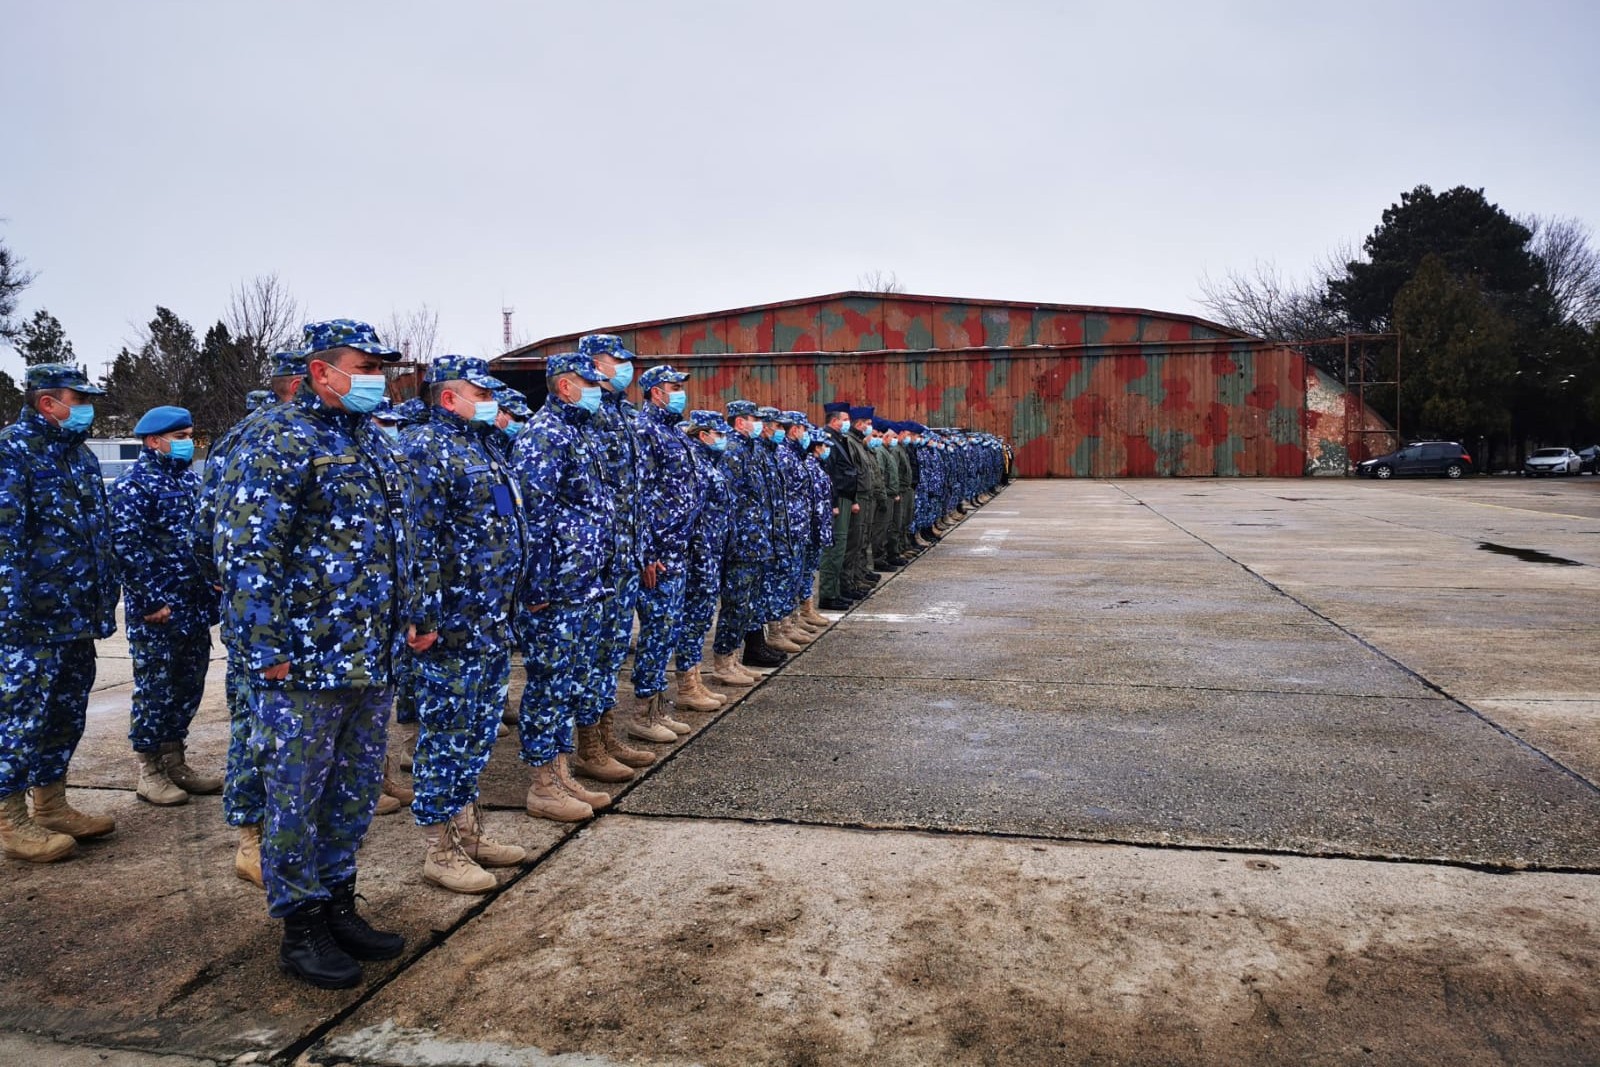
[
  {"xmin": 371, "ymin": 400, "xmax": 406, "ymax": 424},
  {"xmin": 300, "ymin": 319, "xmax": 402, "ymax": 362},
  {"xmin": 725, "ymin": 399, "xmax": 758, "ymax": 418},
  {"xmin": 396, "ymin": 397, "xmax": 429, "ymax": 424},
  {"xmin": 425, "ymin": 354, "xmax": 506, "ymax": 389},
  {"xmin": 686, "ymin": 409, "xmax": 732, "ymax": 434},
  {"xmin": 25, "ymin": 363, "xmax": 105, "ymax": 395},
  {"xmin": 493, "ymin": 386, "xmax": 533, "ymax": 419},
  {"xmin": 638, "ymin": 364, "xmax": 690, "ymax": 393},
  {"xmin": 781, "ymin": 409, "xmax": 807, "ymax": 425},
  {"xmin": 546, "ymin": 352, "xmax": 609, "ymax": 382},
  {"xmin": 755, "ymin": 405, "xmax": 782, "ymax": 421},
  {"xmin": 244, "ymin": 389, "xmax": 274, "ymax": 412},
  {"xmin": 271, "ymin": 349, "xmax": 307, "ymax": 378},
  {"xmin": 577, "ymin": 334, "xmax": 635, "ymax": 361}
]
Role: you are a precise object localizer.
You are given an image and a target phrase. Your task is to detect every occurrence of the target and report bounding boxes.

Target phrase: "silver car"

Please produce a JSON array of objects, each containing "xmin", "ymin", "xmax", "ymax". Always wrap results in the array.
[{"xmin": 1523, "ymin": 448, "xmax": 1581, "ymax": 476}]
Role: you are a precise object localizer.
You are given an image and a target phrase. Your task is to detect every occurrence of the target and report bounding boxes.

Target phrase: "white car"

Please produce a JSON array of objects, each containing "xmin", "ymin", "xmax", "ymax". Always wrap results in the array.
[{"xmin": 1523, "ymin": 448, "xmax": 1581, "ymax": 476}]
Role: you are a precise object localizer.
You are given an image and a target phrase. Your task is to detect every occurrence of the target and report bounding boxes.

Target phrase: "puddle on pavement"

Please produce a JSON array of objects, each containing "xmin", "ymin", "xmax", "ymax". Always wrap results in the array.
[{"xmin": 1477, "ymin": 542, "xmax": 1584, "ymax": 566}]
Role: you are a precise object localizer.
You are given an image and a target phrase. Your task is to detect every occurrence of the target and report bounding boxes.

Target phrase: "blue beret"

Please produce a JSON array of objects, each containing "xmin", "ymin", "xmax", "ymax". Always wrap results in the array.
[
  {"xmin": 26, "ymin": 363, "xmax": 105, "ymax": 395},
  {"xmin": 300, "ymin": 319, "xmax": 401, "ymax": 361},
  {"xmin": 726, "ymin": 399, "xmax": 758, "ymax": 418},
  {"xmin": 686, "ymin": 409, "xmax": 732, "ymax": 433},
  {"xmin": 426, "ymin": 354, "xmax": 506, "ymax": 389},
  {"xmin": 134, "ymin": 405, "xmax": 193, "ymax": 436},
  {"xmin": 849, "ymin": 405, "xmax": 875, "ymax": 421},
  {"xmin": 546, "ymin": 352, "xmax": 609, "ymax": 382},
  {"xmin": 822, "ymin": 401, "xmax": 850, "ymax": 415},
  {"xmin": 638, "ymin": 364, "xmax": 690, "ymax": 393},
  {"xmin": 578, "ymin": 334, "xmax": 635, "ymax": 361},
  {"xmin": 271, "ymin": 349, "xmax": 307, "ymax": 378}
]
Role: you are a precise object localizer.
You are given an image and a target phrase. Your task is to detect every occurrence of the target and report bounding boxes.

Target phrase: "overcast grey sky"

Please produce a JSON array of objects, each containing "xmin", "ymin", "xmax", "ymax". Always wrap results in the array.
[{"xmin": 3, "ymin": 0, "xmax": 1597, "ymax": 379}]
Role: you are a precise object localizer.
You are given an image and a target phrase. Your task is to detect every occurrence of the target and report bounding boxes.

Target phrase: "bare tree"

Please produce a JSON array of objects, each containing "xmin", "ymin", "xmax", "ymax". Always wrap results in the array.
[
  {"xmin": 380, "ymin": 304, "xmax": 441, "ymax": 362},
  {"xmin": 1523, "ymin": 214, "xmax": 1600, "ymax": 327},
  {"xmin": 0, "ymin": 230, "xmax": 36, "ymax": 344},
  {"xmin": 225, "ymin": 272, "xmax": 303, "ymax": 356},
  {"xmin": 1196, "ymin": 251, "xmax": 1352, "ymax": 342},
  {"xmin": 856, "ymin": 269, "xmax": 907, "ymax": 294}
]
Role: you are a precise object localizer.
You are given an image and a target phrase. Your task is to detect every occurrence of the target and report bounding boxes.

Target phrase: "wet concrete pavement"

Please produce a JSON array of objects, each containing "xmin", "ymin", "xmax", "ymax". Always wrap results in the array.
[{"xmin": 3, "ymin": 478, "xmax": 1598, "ymax": 1065}]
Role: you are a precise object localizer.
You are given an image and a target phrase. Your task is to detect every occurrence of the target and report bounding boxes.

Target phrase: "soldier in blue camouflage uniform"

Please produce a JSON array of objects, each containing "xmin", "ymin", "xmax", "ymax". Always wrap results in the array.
[
  {"xmin": 110, "ymin": 405, "xmax": 221, "ymax": 809},
  {"xmin": 0, "ymin": 364, "xmax": 120, "ymax": 863},
  {"xmin": 402, "ymin": 355, "xmax": 528, "ymax": 893},
  {"xmin": 751, "ymin": 406, "xmax": 804, "ymax": 658},
  {"xmin": 490, "ymin": 385, "xmax": 532, "ymax": 462},
  {"xmin": 796, "ymin": 420, "xmax": 836, "ymax": 630},
  {"xmin": 573, "ymin": 334, "xmax": 659, "ymax": 778},
  {"xmin": 197, "ymin": 349, "xmax": 306, "ymax": 887},
  {"xmin": 244, "ymin": 389, "xmax": 273, "ymax": 413},
  {"xmin": 213, "ymin": 319, "xmax": 425, "ymax": 989},
  {"xmin": 709, "ymin": 400, "xmax": 784, "ymax": 678},
  {"xmin": 510, "ymin": 352, "xmax": 624, "ymax": 821},
  {"xmin": 628, "ymin": 364, "xmax": 703, "ymax": 738},
  {"xmin": 673, "ymin": 410, "xmax": 740, "ymax": 698},
  {"xmin": 767, "ymin": 411, "xmax": 824, "ymax": 650}
]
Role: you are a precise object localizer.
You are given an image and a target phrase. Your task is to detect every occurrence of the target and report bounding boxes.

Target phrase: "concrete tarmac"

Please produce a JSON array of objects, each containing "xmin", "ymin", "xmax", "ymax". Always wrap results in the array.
[{"xmin": 2, "ymin": 478, "xmax": 1597, "ymax": 1066}]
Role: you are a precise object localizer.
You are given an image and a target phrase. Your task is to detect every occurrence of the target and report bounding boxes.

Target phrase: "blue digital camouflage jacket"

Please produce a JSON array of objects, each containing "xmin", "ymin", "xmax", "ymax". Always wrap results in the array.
[
  {"xmin": 193, "ymin": 400, "xmax": 276, "ymax": 589},
  {"xmin": 212, "ymin": 389, "xmax": 417, "ymax": 689},
  {"xmin": 401, "ymin": 407, "xmax": 527, "ymax": 652},
  {"xmin": 110, "ymin": 448, "xmax": 218, "ymax": 635},
  {"xmin": 0, "ymin": 406, "xmax": 120, "ymax": 644},
  {"xmin": 720, "ymin": 432, "xmax": 774, "ymax": 563},
  {"xmin": 805, "ymin": 453, "xmax": 834, "ymax": 548},
  {"xmin": 635, "ymin": 400, "xmax": 704, "ymax": 574},
  {"xmin": 590, "ymin": 390, "xmax": 643, "ymax": 575},
  {"xmin": 511, "ymin": 396, "xmax": 614, "ymax": 607},
  {"xmin": 684, "ymin": 436, "xmax": 731, "ymax": 575},
  {"xmin": 772, "ymin": 439, "xmax": 813, "ymax": 547}
]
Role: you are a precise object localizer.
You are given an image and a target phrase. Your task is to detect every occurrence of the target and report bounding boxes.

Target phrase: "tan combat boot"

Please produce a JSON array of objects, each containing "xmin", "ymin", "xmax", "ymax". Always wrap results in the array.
[
  {"xmin": 383, "ymin": 754, "xmax": 414, "ymax": 805},
  {"xmin": 553, "ymin": 754, "xmax": 611, "ymax": 810},
  {"xmin": 158, "ymin": 742, "xmax": 223, "ymax": 795},
  {"xmin": 653, "ymin": 693, "xmax": 691, "ymax": 736},
  {"xmin": 235, "ymin": 823, "xmax": 264, "ymax": 887},
  {"xmin": 422, "ymin": 821, "xmax": 496, "ymax": 893},
  {"xmin": 375, "ymin": 793, "xmax": 403, "ymax": 816},
  {"xmin": 626, "ymin": 692, "xmax": 677, "ymax": 744},
  {"xmin": 29, "ymin": 781, "xmax": 115, "ymax": 839},
  {"xmin": 573, "ymin": 721, "xmax": 638, "ymax": 781},
  {"xmin": 800, "ymin": 598, "xmax": 830, "ymax": 628},
  {"xmin": 705, "ymin": 651, "xmax": 756, "ymax": 688},
  {"xmin": 783, "ymin": 615, "xmax": 817, "ymax": 645},
  {"xmin": 674, "ymin": 669, "xmax": 724, "ymax": 712},
  {"xmin": 395, "ymin": 721, "xmax": 419, "ymax": 772},
  {"xmin": 0, "ymin": 792, "xmax": 75, "ymax": 863},
  {"xmin": 136, "ymin": 752, "xmax": 188, "ymax": 806},
  {"xmin": 600, "ymin": 710, "xmax": 656, "ymax": 770},
  {"xmin": 453, "ymin": 804, "xmax": 526, "ymax": 867},
  {"xmin": 689, "ymin": 665, "xmax": 730, "ymax": 705},
  {"xmin": 525, "ymin": 761, "xmax": 594, "ymax": 822},
  {"xmin": 765, "ymin": 623, "xmax": 803, "ymax": 654}
]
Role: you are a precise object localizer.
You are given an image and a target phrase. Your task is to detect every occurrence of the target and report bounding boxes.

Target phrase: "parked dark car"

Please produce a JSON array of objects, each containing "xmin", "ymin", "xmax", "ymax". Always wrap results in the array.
[
  {"xmin": 1577, "ymin": 445, "xmax": 1600, "ymax": 474},
  {"xmin": 1355, "ymin": 441, "xmax": 1474, "ymax": 479}
]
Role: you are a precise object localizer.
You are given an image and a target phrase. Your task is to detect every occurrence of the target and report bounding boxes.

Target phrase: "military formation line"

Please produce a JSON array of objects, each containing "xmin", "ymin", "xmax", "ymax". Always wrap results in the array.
[{"xmin": 0, "ymin": 319, "xmax": 1010, "ymax": 989}]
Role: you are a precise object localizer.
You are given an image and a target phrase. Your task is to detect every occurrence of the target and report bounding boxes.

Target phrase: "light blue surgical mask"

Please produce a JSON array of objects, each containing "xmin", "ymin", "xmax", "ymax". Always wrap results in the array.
[
  {"xmin": 575, "ymin": 385, "xmax": 603, "ymax": 414},
  {"xmin": 665, "ymin": 390, "xmax": 688, "ymax": 415},
  {"xmin": 841, "ymin": 419, "xmax": 852, "ymax": 433},
  {"xmin": 471, "ymin": 399, "xmax": 500, "ymax": 426},
  {"xmin": 868, "ymin": 436, "xmax": 884, "ymax": 450},
  {"xmin": 328, "ymin": 365, "xmax": 388, "ymax": 414},
  {"xmin": 799, "ymin": 432, "xmax": 811, "ymax": 449},
  {"xmin": 610, "ymin": 362, "xmax": 634, "ymax": 391},
  {"xmin": 62, "ymin": 403, "xmax": 95, "ymax": 433},
  {"xmin": 749, "ymin": 419, "xmax": 765, "ymax": 437},
  {"xmin": 819, "ymin": 446, "xmax": 832, "ymax": 461},
  {"xmin": 166, "ymin": 437, "xmax": 195, "ymax": 463},
  {"xmin": 709, "ymin": 434, "xmax": 728, "ymax": 452},
  {"xmin": 380, "ymin": 425, "xmax": 401, "ymax": 441},
  {"xmin": 502, "ymin": 420, "xmax": 524, "ymax": 439}
]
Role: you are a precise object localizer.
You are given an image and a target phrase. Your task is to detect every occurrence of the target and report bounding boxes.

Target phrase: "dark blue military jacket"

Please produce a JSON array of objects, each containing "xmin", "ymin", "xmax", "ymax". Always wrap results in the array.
[
  {"xmin": 110, "ymin": 447, "xmax": 218, "ymax": 636},
  {"xmin": 0, "ymin": 406, "xmax": 120, "ymax": 644}
]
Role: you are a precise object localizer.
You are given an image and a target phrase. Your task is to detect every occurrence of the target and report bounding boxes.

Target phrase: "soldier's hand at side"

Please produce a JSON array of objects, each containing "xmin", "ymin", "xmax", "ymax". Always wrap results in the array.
[
  {"xmin": 641, "ymin": 562, "xmax": 660, "ymax": 590},
  {"xmin": 832, "ymin": 507, "xmax": 840, "ymax": 516},
  {"xmin": 851, "ymin": 503, "xmax": 860, "ymax": 513},
  {"xmin": 526, "ymin": 601, "xmax": 549, "ymax": 614},
  {"xmin": 407, "ymin": 626, "xmax": 438, "ymax": 654},
  {"xmin": 261, "ymin": 662, "xmax": 291, "ymax": 682},
  {"xmin": 143, "ymin": 605, "xmax": 172, "ymax": 625}
]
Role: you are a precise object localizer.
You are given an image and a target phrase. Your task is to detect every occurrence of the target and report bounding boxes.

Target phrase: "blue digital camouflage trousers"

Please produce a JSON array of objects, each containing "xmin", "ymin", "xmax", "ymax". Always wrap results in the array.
[
  {"xmin": 127, "ymin": 625, "xmax": 210, "ymax": 753},
  {"xmin": 0, "ymin": 639, "xmax": 95, "ymax": 796},
  {"xmin": 713, "ymin": 561, "xmax": 763, "ymax": 655},
  {"xmin": 799, "ymin": 545, "xmax": 821, "ymax": 604},
  {"xmin": 515, "ymin": 603, "xmax": 596, "ymax": 766},
  {"xmin": 589, "ymin": 571, "xmax": 640, "ymax": 725},
  {"xmin": 250, "ymin": 684, "xmax": 391, "ymax": 919},
  {"xmin": 631, "ymin": 570, "xmax": 687, "ymax": 697},
  {"xmin": 757, "ymin": 553, "xmax": 802, "ymax": 623},
  {"xmin": 673, "ymin": 560, "xmax": 723, "ymax": 672},
  {"xmin": 222, "ymin": 653, "xmax": 263, "ymax": 827},
  {"xmin": 411, "ymin": 647, "xmax": 510, "ymax": 825}
]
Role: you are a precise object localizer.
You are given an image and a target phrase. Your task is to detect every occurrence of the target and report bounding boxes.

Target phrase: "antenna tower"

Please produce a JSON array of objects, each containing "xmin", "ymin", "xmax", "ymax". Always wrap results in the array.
[{"xmin": 502, "ymin": 307, "xmax": 515, "ymax": 351}]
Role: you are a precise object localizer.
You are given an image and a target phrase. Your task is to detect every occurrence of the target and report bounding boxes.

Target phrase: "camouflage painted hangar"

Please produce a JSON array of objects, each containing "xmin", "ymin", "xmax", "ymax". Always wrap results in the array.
[{"xmin": 490, "ymin": 292, "xmax": 1392, "ymax": 478}]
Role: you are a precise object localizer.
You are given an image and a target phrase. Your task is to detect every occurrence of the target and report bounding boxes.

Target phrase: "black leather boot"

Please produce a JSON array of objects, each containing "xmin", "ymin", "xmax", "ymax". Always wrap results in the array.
[
  {"xmin": 325, "ymin": 878, "xmax": 405, "ymax": 961},
  {"xmin": 280, "ymin": 901, "xmax": 361, "ymax": 989},
  {"xmin": 742, "ymin": 630, "xmax": 786, "ymax": 668}
]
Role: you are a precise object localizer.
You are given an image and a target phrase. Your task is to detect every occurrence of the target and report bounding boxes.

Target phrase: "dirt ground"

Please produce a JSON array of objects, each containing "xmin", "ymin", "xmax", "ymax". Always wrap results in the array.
[{"xmin": 2, "ymin": 477, "xmax": 1597, "ymax": 1066}]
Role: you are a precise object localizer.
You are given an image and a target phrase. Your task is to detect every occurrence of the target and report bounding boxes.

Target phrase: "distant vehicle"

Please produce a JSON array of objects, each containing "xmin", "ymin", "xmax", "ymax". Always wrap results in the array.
[
  {"xmin": 1523, "ymin": 448, "xmax": 1581, "ymax": 477},
  {"xmin": 1355, "ymin": 441, "xmax": 1474, "ymax": 479},
  {"xmin": 1577, "ymin": 445, "xmax": 1600, "ymax": 475}
]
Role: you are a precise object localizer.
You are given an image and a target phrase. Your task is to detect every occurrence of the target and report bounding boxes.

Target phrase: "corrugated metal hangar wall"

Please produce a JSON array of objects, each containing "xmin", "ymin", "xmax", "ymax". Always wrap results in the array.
[{"xmin": 492, "ymin": 292, "xmax": 1390, "ymax": 478}]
